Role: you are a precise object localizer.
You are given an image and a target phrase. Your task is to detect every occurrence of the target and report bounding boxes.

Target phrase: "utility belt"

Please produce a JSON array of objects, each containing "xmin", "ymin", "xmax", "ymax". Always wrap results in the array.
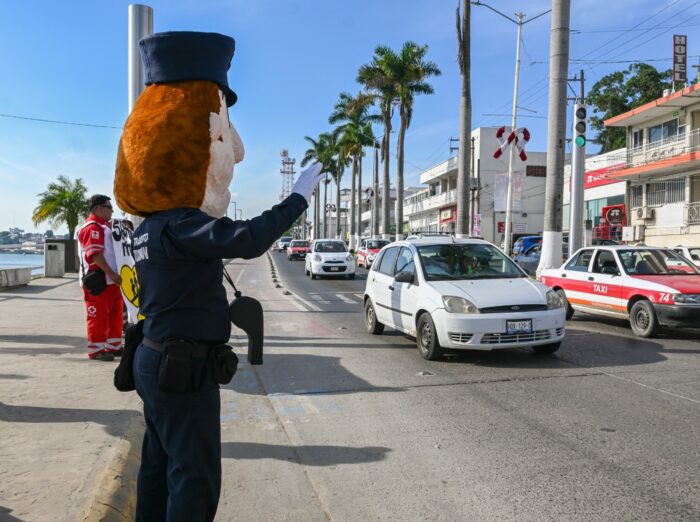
[{"xmin": 144, "ymin": 336, "xmax": 238, "ymax": 393}]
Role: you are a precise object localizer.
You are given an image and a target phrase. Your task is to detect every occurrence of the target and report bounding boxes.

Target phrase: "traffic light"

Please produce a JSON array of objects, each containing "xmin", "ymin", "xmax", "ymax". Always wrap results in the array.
[{"xmin": 574, "ymin": 103, "xmax": 587, "ymax": 147}]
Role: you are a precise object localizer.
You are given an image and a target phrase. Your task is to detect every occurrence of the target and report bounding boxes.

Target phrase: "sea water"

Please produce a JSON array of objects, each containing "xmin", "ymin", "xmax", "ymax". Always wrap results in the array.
[{"xmin": 0, "ymin": 253, "xmax": 45, "ymax": 275}]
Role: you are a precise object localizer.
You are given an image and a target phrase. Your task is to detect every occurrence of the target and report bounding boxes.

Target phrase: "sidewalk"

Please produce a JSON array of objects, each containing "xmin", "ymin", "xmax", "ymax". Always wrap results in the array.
[{"xmin": 0, "ymin": 274, "xmax": 142, "ymax": 521}]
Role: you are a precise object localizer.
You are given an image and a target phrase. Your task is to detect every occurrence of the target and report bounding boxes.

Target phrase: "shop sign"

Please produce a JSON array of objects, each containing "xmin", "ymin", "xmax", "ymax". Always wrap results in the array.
[
  {"xmin": 673, "ymin": 35, "xmax": 687, "ymax": 83},
  {"xmin": 439, "ymin": 206, "xmax": 456, "ymax": 223},
  {"xmin": 583, "ymin": 163, "xmax": 626, "ymax": 189},
  {"xmin": 603, "ymin": 204, "xmax": 626, "ymax": 226}
]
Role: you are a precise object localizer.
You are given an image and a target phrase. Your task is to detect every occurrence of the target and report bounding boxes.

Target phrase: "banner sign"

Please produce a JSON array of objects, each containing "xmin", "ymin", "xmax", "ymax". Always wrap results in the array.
[
  {"xmin": 674, "ymin": 35, "xmax": 687, "ymax": 84},
  {"xmin": 583, "ymin": 163, "xmax": 627, "ymax": 189},
  {"xmin": 494, "ymin": 171, "xmax": 525, "ymax": 212},
  {"xmin": 111, "ymin": 219, "xmax": 142, "ymax": 322}
]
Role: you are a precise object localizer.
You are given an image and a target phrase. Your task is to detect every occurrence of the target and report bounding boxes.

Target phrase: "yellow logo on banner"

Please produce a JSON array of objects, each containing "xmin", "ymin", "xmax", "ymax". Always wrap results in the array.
[{"xmin": 120, "ymin": 264, "xmax": 144, "ymax": 320}]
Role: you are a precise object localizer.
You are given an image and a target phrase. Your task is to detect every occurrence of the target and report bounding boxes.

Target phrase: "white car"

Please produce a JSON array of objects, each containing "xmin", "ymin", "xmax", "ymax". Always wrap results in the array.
[
  {"xmin": 305, "ymin": 239, "xmax": 356, "ymax": 279},
  {"xmin": 363, "ymin": 237, "xmax": 566, "ymax": 360},
  {"xmin": 671, "ymin": 246, "xmax": 700, "ymax": 268}
]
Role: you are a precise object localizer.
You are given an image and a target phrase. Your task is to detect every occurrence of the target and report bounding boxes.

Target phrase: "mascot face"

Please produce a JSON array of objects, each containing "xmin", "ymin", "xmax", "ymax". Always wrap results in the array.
[
  {"xmin": 201, "ymin": 91, "xmax": 245, "ymax": 218},
  {"xmin": 114, "ymin": 81, "xmax": 244, "ymax": 218}
]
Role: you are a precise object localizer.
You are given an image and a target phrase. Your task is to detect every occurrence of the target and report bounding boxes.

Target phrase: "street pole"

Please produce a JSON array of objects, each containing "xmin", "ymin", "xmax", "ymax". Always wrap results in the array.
[
  {"xmin": 538, "ymin": 0, "xmax": 571, "ymax": 277},
  {"xmin": 456, "ymin": 0, "xmax": 472, "ymax": 239},
  {"xmin": 469, "ymin": 136, "xmax": 476, "ymax": 235},
  {"xmin": 503, "ymin": 14, "xmax": 523, "ymax": 257},
  {"xmin": 569, "ymin": 69, "xmax": 586, "ymax": 256},
  {"xmin": 127, "ymin": 4, "xmax": 153, "ymax": 228},
  {"xmin": 372, "ymin": 141, "xmax": 380, "ymax": 238}
]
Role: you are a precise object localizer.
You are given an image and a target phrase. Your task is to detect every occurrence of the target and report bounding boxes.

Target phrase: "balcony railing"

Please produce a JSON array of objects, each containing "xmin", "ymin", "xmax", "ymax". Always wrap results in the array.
[
  {"xmin": 625, "ymin": 128, "xmax": 700, "ymax": 169},
  {"xmin": 686, "ymin": 202, "xmax": 700, "ymax": 225},
  {"xmin": 404, "ymin": 189, "xmax": 456, "ymax": 215}
]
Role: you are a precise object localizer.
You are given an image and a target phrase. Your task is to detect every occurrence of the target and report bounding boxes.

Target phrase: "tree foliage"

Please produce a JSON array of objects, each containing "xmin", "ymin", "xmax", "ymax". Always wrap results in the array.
[
  {"xmin": 32, "ymin": 175, "xmax": 90, "ymax": 238},
  {"xmin": 587, "ymin": 63, "xmax": 672, "ymax": 152}
]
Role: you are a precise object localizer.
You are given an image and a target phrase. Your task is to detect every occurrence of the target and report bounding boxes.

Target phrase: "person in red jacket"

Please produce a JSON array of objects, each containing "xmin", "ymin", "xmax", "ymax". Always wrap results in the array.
[{"xmin": 77, "ymin": 195, "xmax": 123, "ymax": 361}]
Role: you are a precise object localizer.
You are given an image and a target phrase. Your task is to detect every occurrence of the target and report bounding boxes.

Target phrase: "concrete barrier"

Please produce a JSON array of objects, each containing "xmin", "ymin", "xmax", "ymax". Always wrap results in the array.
[{"xmin": 0, "ymin": 267, "xmax": 32, "ymax": 289}]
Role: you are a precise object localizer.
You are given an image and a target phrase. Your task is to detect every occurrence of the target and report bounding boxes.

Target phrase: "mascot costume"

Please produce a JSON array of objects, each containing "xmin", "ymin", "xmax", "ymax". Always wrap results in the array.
[{"xmin": 113, "ymin": 31, "xmax": 323, "ymax": 521}]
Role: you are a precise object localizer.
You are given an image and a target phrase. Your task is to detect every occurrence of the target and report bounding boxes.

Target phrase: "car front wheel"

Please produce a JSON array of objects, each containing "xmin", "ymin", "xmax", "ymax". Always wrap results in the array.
[
  {"xmin": 416, "ymin": 313, "xmax": 443, "ymax": 361},
  {"xmin": 365, "ymin": 300, "xmax": 384, "ymax": 335},
  {"xmin": 348, "ymin": 273, "xmax": 355, "ymax": 280},
  {"xmin": 629, "ymin": 300, "xmax": 659, "ymax": 338},
  {"xmin": 556, "ymin": 289, "xmax": 574, "ymax": 320}
]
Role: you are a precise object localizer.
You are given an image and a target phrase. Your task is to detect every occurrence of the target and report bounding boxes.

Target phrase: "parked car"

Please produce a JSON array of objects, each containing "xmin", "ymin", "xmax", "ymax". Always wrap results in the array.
[
  {"xmin": 512, "ymin": 235, "xmax": 542, "ymax": 257},
  {"xmin": 287, "ymin": 239, "xmax": 310, "ymax": 260},
  {"xmin": 540, "ymin": 246, "xmax": 700, "ymax": 337},
  {"xmin": 671, "ymin": 245, "xmax": 700, "ymax": 268},
  {"xmin": 363, "ymin": 237, "xmax": 566, "ymax": 360},
  {"xmin": 276, "ymin": 236, "xmax": 293, "ymax": 252},
  {"xmin": 305, "ymin": 239, "xmax": 356, "ymax": 279},
  {"xmin": 514, "ymin": 242, "xmax": 569, "ymax": 275},
  {"xmin": 357, "ymin": 238, "xmax": 391, "ymax": 268}
]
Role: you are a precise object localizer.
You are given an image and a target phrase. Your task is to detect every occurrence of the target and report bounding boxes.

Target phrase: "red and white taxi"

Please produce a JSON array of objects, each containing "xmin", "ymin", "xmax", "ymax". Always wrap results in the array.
[
  {"xmin": 356, "ymin": 238, "xmax": 390, "ymax": 268},
  {"xmin": 287, "ymin": 239, "xmax": 310, "ymax": 260},
  {"xmin": 540, "ymin": 246, "xmax": 700, "ymax": 337}
]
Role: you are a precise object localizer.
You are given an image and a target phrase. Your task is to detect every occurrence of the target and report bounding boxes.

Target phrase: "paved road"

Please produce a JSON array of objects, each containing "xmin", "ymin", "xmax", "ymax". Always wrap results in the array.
[{"xmin": 216, "ymin": 252, "xmax": 700, "ymax": 521}]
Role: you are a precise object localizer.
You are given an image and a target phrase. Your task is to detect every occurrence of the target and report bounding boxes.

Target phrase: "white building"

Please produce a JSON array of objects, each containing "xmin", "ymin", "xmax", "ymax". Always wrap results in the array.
[
  {"xmin": 603, "ymin": 83, "xmax": 700, "ymax": 246},
  {"xmin": 400, "ymin": 127, "xmax": 548, "ymax": 244}
]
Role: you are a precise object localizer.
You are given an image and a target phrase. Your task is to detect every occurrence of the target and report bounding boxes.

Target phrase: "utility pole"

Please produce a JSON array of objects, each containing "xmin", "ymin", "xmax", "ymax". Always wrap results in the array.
[
  {"xmin": 456, "ymin": 0, "xmax": 472, "ymax": 238},
  {"xmin": 372, "ymin": 141, "xmax": 380, "ymax": 238},
  {"xmin": 569, "ymin": 69, "xmax": 586, "ymax": 256},
  {"xmin": 469, "ymin": 136, "xmax": 476, "ymax": 235},
  {"xmin": 538, "ymin": 0, "xmax": 571, "ymax": 277},
  {"xmin": 472, "ymin": 2, "xmax": 550, "ymax": 255}
]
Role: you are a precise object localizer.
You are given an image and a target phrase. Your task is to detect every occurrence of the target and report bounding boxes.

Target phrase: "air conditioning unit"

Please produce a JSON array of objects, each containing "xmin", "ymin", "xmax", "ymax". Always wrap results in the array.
[{"xmin": 636, "ymin": 207, "xmax": 655, "ymax": 220}]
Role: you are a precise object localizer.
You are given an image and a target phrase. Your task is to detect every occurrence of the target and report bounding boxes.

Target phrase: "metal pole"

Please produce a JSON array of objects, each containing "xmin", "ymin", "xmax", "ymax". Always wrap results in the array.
[
  {"xmin": 128, "ymin": 4, "xmax": 153, "ymax": 113},
  {"xmin": 503, "ymin": 14, "xmax": 523, "ymax": 257},
  {"xmin": 127, "ymin": 4, "xmax": 153, "ymax": 228},
  {"xmin": 538, "ymin": 0, "xmax": 571, "ymax": 277},
  {"xmin": 569, "ymin": 70, "xmax": 586, "ymax": 256},
  {"xmin": 372, "ymin": 141, "xmax": 380, "ymax": 238},
  {"xmin": 469, "ymin": 136, "xmax": 476, "ymax": 235}
]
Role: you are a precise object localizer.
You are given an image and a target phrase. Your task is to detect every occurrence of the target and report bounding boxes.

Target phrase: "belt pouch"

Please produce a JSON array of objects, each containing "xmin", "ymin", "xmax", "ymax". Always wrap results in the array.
[
  {"xmin": 82, "ymin": 268, "xmax": 106, "ymax": 296},
  {"xmin": 158, "ymin": 340, "xmax": 193, "ymax": 393},
  {"xmin": 208, "ymin": 345, "xmax": 239, "ymax": 384}
]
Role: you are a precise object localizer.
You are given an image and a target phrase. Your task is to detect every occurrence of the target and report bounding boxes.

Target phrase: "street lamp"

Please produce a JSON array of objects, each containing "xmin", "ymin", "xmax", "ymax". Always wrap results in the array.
[{"xmin": 472, "ymin": 1, "xmax": 550, "ymax": 255}]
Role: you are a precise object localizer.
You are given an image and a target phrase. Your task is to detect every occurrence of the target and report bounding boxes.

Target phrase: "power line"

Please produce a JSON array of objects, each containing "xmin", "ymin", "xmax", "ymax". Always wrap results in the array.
[
  {"xmin": 0, "ymin": 113, "xmax": 123, "ymax": 130},
  {"xmin": 572, "ymin": 22, "xmax": 700, "ymax": 34}
]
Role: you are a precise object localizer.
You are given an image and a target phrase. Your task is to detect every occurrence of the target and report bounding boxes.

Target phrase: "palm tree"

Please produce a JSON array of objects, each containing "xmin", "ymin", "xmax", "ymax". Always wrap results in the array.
[
  {"xmin": 301, "ymin": 132, "xmax": 336, "ymax": 239},
  {"xmin": 359, "ymin": 42, "xmax": 441, "ymax": 239},
  {"xmin": 330, "ymin": 92, "xmax": 379, "ymax": 247},
  {"xmin": 32, "ymin": 175, "xmax": 90, "ymax": 238},
  {"xmin": 456, "ymin": 0, "xmax": 472, "ymax": 237}
]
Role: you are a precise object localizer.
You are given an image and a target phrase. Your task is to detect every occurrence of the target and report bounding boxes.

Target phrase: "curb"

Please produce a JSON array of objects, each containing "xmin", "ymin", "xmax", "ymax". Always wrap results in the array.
[{"xmin": 76, "ymin": 414, "xmax": 144, "ymax": 522}]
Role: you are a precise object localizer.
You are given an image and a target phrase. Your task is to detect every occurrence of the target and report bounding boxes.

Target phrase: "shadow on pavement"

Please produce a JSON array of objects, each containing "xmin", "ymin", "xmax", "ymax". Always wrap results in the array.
[
  {"xmin": 221, "ymin": 441, "xmax": 391, "ymax": 466},
  {"xmin": 0, "ymin": 278, "xmax": 77, "ymax": 294},
  {"xmin": 0, "ymin": 374, "xmax": 30, "ymax": 380},
  {"xmin": 0, "ymin": 334, "xmax": 85, "ymax": 356},
  {"xmin": 570, "ymin": 313, "xmax": 700, "ymax": 342},
  {"xmin": 0, "ymin": 401, "xmax": 140, "ymax": 437},
  {"xmin": 228, "ymin": 353, "xmax": 404, "ymax": 397},
  {"xmin": 0, "ymin": 506, "xmax": 24, "ymax": 521}
]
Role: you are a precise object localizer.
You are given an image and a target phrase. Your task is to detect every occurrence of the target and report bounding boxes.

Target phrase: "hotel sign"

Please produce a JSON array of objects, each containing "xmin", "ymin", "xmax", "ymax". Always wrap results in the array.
[{"xmin": 673, "ymin": 35, "xmax": 687, "ymax": 83}]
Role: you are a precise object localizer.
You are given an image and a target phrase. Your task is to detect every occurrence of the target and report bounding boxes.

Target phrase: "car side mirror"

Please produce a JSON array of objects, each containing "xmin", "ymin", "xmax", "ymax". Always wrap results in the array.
[
  {"xmin": 601, "ymin": 266, "xmax": 619, "ymax": 276},
  {"xmin": 394, "ymin": 271, "xmax": 415, "ymax": 284}
]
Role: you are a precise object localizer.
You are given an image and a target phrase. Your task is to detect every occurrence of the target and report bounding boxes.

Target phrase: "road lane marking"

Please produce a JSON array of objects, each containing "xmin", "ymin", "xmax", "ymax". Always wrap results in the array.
[{"xmin": 334, "ymin": 293, "xmax": 356, "ymax": 304}]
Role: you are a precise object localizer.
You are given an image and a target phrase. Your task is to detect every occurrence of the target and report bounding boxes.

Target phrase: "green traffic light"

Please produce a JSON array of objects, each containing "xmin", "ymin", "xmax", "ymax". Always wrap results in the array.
[{"xmin": 575, "ymin": 135, "xmax": 586, "ymax": 147}]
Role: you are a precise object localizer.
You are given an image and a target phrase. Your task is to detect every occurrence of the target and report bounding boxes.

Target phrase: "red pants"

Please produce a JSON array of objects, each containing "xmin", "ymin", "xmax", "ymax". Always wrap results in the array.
[{"xmin": 83, "ymin": 284, "xmax": 124, "ymax": 358}]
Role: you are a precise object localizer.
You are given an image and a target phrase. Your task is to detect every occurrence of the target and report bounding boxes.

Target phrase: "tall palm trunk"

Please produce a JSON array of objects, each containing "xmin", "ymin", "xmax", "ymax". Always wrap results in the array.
[
  {"xmin": 456, "ymin": 0, "xmax": 472, "ymax": 237},
  {"xmin": 350, "ymin": 156, "xmax": 357, "ymax": 249},
  {"xmin": 396, "ymin": 112, "xmax": 408, "ymax": 241},
  {"xmin": 373, "ymin": 142, "xmax": 380, "ymax": 237},
  {"xmin": 356, "ymin": 156, "xmax": 362, "ymax": 245},
  {"xmin": 323, "ymin": 175, "xmax": 329, "ymax": 238},
  {"xmin": 381, "ymin": 107, "xmax": 392, "ymax": 240},
  {"xmin": 336, "ymin": 172, "xmax": 342, "ymax": 239}
]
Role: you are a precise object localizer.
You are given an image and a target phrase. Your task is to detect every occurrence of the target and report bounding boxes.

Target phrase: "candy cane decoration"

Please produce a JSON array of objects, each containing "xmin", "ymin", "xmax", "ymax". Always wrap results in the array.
[
  {"xmin": 493, "ymin": 126, "xmax": 530, "ymax": 161},
  {"xmin": 493, "ymin": 126, "xmax": 512, "ymax": 159},
  {"xmin": 514, "ymin": 127, "xmax": 530, "ymax": 161}
]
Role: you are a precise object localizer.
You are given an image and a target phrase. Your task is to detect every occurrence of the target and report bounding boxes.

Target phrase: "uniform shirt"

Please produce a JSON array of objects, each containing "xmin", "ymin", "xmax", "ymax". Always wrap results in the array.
[
  {"xmin": 77, "ymin": 214, "xmax": 119, "ymax": 285},
  {"xmin": 133, "ymin": 193, "xmax": 307, "ymax": 344}
]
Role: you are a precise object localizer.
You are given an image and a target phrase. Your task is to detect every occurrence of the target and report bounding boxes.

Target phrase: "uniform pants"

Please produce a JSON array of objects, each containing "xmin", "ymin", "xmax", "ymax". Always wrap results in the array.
[
  {"xmin": 83, "ymin": 284, "xmax": 123, "ymax": 357},
  {"xmin": 133, "ymin": 344, "xmax": 221, "ymax": 522}
]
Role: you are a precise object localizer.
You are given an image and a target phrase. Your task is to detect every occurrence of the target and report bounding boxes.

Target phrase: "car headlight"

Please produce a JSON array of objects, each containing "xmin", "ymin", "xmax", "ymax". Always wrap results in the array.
[
  {"xmin": 546, "ymin": 290, "xmax": 564, "ymax": 309},
  {"xmin": 442, "ymin": 296, "xmax": 479, "ymax": 314},
  {"xmin": 346, "ymin": 254, "xmax": 354, "ymax": 262},
  {"xmin": 313, "ymin": 254, "xmax": 322, "ymax": 262},
  {"xmin": 674, "ymin": 294, "xmax": 700, "ymax": 304}
]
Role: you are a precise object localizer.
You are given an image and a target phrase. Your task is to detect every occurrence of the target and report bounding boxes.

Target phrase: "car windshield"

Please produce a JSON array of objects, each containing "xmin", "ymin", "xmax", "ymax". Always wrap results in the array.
[
  {"xmin": 367, "ymin": 240, "xmax": 390, "ymax": 249},
  {"xmin": 315, "ymin": 241, "xmax": 347, "ymax": 253},
  {"xmin": 618, "ymin": 249, "xmax": 700, "ymax": 275},
  {"xmin": 280, "ymin": 237, "xmax": 292, "ymax": 243},
  {"xmin": 417, "ymin": 243, "xmax": 526, "ymax": 280},
  {"xmin": 290, "ymin": 241, "xmax": 309, "ymax": 247}
]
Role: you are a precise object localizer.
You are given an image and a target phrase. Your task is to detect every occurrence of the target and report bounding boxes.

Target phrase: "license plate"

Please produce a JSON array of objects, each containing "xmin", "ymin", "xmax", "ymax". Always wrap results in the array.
[
  {"xmin": 506, "ymin": 319, "xmax": 532, "ymax": 334},
  {"xmin": 329, "ymin": 266, "xmax": 340, "ymax": 271}
]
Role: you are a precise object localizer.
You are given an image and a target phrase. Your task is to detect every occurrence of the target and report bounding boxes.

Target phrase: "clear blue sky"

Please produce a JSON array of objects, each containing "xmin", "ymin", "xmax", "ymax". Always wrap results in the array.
[{"xmin": 1, "ymin": 0, "xmax": 697, "ymax": 233}]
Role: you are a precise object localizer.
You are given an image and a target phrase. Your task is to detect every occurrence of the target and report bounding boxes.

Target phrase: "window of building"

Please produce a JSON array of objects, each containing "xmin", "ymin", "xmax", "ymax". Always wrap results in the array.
[
  {"xmin": 429, "ymin": 183, "xmax": 440, "ymax": 197},
  {"xmin": 526, "ymin": 165, "xmax": 546, "ymax": 177},
  {"xmin": 629, "ymin": 185, "xmax": 643, "ymax": 208},
  {"xmin": 632, "ymin": 129, "xmax": 644, "ymax": 149},
  {"xmin": 646, "ymin": 178, "xmax": 686, "ymax": 206},
  {"xmin": 648, "ymin": 118, "xmax": 679, "ymax": 144}
]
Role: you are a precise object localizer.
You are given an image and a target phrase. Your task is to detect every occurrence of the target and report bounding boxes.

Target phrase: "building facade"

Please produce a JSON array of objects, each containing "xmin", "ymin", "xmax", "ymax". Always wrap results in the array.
[{"xmin": 603, "ymin": 83, "xmax": 700, "ymax": 246}]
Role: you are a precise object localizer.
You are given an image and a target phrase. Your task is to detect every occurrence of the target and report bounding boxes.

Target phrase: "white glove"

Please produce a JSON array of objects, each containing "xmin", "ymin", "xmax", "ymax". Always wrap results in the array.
[{"xmin": 292, "ymin": 163, "xmax": 325, "ymax": 203}]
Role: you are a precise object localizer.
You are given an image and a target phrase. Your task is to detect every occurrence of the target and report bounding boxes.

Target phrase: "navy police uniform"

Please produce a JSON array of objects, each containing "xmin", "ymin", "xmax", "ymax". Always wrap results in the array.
[{"xmin": 132, "ymin": 193, "xmax": 307, "ymax": 522}]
